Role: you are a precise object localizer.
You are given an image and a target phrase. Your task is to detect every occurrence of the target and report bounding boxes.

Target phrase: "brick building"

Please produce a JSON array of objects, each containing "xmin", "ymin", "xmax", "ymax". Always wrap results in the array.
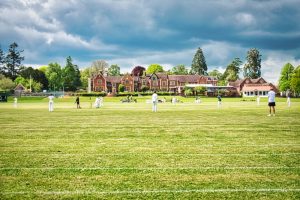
[{"xmin": 91, "ymin": 72, "xmax": 218, "ymax": 93}]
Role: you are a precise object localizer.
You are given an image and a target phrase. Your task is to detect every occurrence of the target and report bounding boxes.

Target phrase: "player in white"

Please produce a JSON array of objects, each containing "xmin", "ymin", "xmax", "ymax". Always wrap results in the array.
[
  {"xmin": 286, "ymin": 91, "xmax": 291, "ymax": 107},
  {"xmin": 13, "ymin": 97, "xmax": 17, "ymax": 108},
  {"xmin": 256, "ymin": 95, "xmax": 260, "ymax": 106},
  {"xmin": 172, "ymin": 96, "xmax": 176, "ymax": 105},
  {"xmin": 152, "ymin": 91, "xmax": 158, "ymax": 112},
  {"xmin": 94, "ymin": 97, "xmax": 99, "ymax": 108},
  {"xmin": 267, "ymin": 88, "xmax": 276, "ymax": 116},
  {"xmin": 48, "ymin": 94, "xmax": 54, "ymax": 112}
]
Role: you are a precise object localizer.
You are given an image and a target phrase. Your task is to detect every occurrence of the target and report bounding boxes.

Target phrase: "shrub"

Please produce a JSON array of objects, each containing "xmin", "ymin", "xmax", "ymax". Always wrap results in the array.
[{"xmin": 118, "ymin": 84, "xmax": 125, "ymax": 92}]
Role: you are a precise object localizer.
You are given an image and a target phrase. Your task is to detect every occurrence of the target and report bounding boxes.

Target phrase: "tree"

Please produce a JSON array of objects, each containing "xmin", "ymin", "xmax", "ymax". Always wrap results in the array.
[
  {"xmin": 243, "ymin": 48, "xmax": 261, "ymax": 78},
  {"xmin": 146, "ymin": 64, "xmax": 164, "ymax": 74},
  {"xmin": 46, "ymin": 62, "xmax": 62, "ymax": 91},
  {"xmin": 62, "ymin": 56, "xmax": 81, "ymax": 91},
  {"xmin": 184, "ymin": 88, "xmax": 193, "ymax": 96},
  {"xmin": 108, "ymin": 64, "xmax": 120, "ymax": 76},
  {"xmin": 208, "ymin": 69, "xmax": 223, "ymax": 80},
  {"xmin": 80, "ymin": 68, "xmax": 90, "ymax": 89},
  {"xmin": 90, "ymin": 60, "xmax": 108, "ymax": 76},
  {"xmin": 171, "ymin": 64, "xmax": 188, "ymax": 75},
  {"xmin": 195, "ymin": 86, "xmax": 206, "ymax": 95},
  {"xmin": 190, "ymin": 48, "xmax": 207, "ymax": 75},
  {"xmin": 131, "ymin": 66, "xmax": 146, "ymax": 76},
  {"xmin": 118, "ymin": 84, "xmax": 125, "ymax": 92},
  {"xmin": 14, "ymin": 76, "xmax": 42, "ymax": 92},
  {"xmin": 19, "ymin": 66, "xmax": 48, "ymax": 90},
  {"xmin": 278, "ymin": 63, "xmax": 294, "ymax": 92},
  {"xmin": 222, "ymin": 58, "xmax": 242, "ymax": 82},
  {"xmin": 290, "ymin": 65, "xmax": 300, "ymax": 95},
  {"xmin": 0, "ymin": 46, "xmax": 5, "ymax": 74},
  {"xmin": 0, "ymin": 74, "xmax": 15, "ymax": 91},
  {"xmin": 3, "ymin": 42, "xmax": 24, "ymax": 80}
]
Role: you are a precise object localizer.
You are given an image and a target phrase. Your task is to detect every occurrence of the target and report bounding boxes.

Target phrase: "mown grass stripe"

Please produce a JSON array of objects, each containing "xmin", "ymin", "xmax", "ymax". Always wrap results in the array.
[
  {"xmin": 1, "ymin": 188, "xmax": 300, "ymax": 195},
  {"xmin": 1, "ymin": 166, "xmax": 299, "ymax": 170},
  {"xmin": 1, "ymin": 153, "xmax": 299, "ymax": 156}
]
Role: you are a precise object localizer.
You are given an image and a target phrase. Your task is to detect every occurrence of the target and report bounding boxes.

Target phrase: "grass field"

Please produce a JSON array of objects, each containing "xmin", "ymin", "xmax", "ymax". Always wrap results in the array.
[{"xmin": 0, "ymin": 96, "xmax": 299, "ymax": 199}]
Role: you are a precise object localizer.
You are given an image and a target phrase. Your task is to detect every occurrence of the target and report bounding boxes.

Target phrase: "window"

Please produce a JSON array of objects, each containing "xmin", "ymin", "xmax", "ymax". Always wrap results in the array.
[
  {"xmin": 152, "ymin": 76, "xmax": 157, "ymax": 81},
  {"xmin": 97, "ymin": 79, "xmax": 102, "ymax": 84},
  {"xmin": 125, "ymin": 80, "xmax": 129, "ymax": 85},
  {"xmin": 142, "ymin": 80, "xmax": 146, "ymax": 85},
  {"xmin": 153, "ymin": 81, "xmax": 158, "ymax": 86},
  {"xmin": 162, "ymin": 81, "xmax": 167, "ymax": 87},
  {"xmin": 170, "ymin": 81, "xmax": 175, "ymax": 86}
]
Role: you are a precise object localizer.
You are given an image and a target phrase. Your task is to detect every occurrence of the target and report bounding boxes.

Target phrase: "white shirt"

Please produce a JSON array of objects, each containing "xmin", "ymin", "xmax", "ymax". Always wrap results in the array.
[
  {"xmin": 48, "ymin": 95, "xmax": 54, "ymax": 103},
  {"xmin": 268, "ymin": 90, "xmax": 275, "ymax": 103},
  {"xmin": 152, "ymin": 93, "xmax": 158, "ymax": 102}
]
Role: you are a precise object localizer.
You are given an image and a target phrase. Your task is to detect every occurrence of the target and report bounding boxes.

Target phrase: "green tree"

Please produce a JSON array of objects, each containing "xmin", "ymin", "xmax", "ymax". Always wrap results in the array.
[
  {"xmin": 190, "ymin": 48, "xmax": 207, "ymax": 75},
  {"xmin": 118, "ymin": 84, "xmax": 125, "ymax": 92},
  {"xmin": 243, "ymin": 48, "xmax": 261, "ymax": 78},
  {"xmin": 62, "ymin": 56, "xmax": 81, "ymax": 91},
  {"xmin": 14, "ymin": 76, "xmax": 42, "ymax": 92},
  {"xmin": 278, "ymin": 63, "xmax": 294, "ymax": 92},
  {"xmin": 195, "ymin": 86, "xmax": 206, "ymax": 95},
  {"xmin": 19, "ymin": 66, "xmax": 49, "ymax": 90},
  {"xmin": 0, "ymin": 74, "xmax": 15, "ymax": 91},
  {"xmin": 171, "ymin": 64, "xmax": 188, "ymax": 75},
  {"xmin": 290, "ymin": 65, "xmax": 300, "ymax": 95},
  {"xmin": 223, "ymin": 58, "xmax": 242, "ymax": 82},
  {"xmin": 184, "ymin": 88, "xmax": 193, "ymax": 96},
  {"xmin": 146, "ymin": 64, "xmax": 164, "ymax": 74},
  {"xmin": 80, "ymin": 68, "xmax": 90, "ymax": 89},
  {"xmin": 208, "ymin": 69, "xmax": 223, "ymax": 79},
  {"xmin": 108, "ymin": 64, "xmax": 120, "ymax": 76},
  {"xmin": 3, "ymin": 42, "xmax": 24, "ymax": 80},
  {"xmin": 46, "ymin": 62, "xmax": 62, "ymax": 91}
]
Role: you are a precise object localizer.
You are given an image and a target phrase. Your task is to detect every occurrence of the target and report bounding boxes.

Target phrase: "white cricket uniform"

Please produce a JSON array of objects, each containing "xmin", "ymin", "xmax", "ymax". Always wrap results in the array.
[
  {"xmin": 48, "ymin": 95, "xmax": 54, "ymax": 112},
  {"xmin": 152, "ymin": 93, "xmax": 158, "ymax": 112},
  {"xmin": 268, "ymin": 91, "xmax": 275, "ymax": 103}
]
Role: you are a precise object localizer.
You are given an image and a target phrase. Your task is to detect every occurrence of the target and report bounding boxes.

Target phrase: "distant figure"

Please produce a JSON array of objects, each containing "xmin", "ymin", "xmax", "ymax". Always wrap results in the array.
[
  {"xmin": 217, "ymin": 95, "xmax": 222, "ymax": 108},
  {"xmin": 13, "ymin": 97, "xmax": 18, "ymax": 108},
  {"xmin": 256, "ymin": 95, "xmax": 260, "ymax": 106},
  {"xmin": 94, "ymin": 97, "xmax": 100, "ymax": 108},
  {"xmin": 48, "ymin": 94, "xmax": 54, "ymax": 112},
  {"xmin": 152, "ymin": 91, "xmax": 158, "ymax": 112},
  {"xmin": 75, "ymin": 96, "xmax": 81, "ymax": 109},
  {"xmin": 195, "ymin": 96, "xmax": 201, "ymax": 104},
  {"xmin": 267, "ymin": 88, "xmax": 276, "ymax": 116},
  {"xmin": 172, "ymin": 96, "xmax": 176, "ymax": 105},
  {"xmin": 287, "ymin": 91, "xmax": 291, "ymax": 107}
]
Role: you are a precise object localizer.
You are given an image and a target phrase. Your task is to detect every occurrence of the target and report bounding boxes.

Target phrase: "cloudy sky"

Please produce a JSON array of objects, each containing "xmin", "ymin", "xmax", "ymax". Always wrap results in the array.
[{"xmin": 1, "ymin": 0, "xmax": 300, "ymax": 83}]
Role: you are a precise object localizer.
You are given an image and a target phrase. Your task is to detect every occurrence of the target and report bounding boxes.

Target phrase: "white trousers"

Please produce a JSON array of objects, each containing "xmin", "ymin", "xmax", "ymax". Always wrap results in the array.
[
  {"xmin": 49, "ymin": 102, "xmax": 54, "ymax": 112},
  {"xmin": 152, "ymin": 102, "xmax": 157, "ymax": 112},
  {"xmin": 287, "ymin": 97, "xmax": 291, "ymax": 107}
]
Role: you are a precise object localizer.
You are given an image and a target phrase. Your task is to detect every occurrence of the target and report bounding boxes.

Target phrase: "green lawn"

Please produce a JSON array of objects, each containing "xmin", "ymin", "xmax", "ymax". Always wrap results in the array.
[{"xmin": 0, "ymin": 97, "xmax": 299, "ymax": 199}]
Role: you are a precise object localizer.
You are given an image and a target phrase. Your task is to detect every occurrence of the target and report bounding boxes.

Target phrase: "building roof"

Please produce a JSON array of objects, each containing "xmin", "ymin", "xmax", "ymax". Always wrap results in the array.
[
  {"xmin": 14, "ymin": 83, "xmax": 26, "ymax": 91},
  {"xmin": 105, "ymin": 76, "xmax": 122, "ymax": 83},
  {"xmin": 168, "ymin": 75, "xmax": 200, "ymax": 82},
  {"xmin": 242, "ymin": 84, "xmax": 273, "ymax": 92}
]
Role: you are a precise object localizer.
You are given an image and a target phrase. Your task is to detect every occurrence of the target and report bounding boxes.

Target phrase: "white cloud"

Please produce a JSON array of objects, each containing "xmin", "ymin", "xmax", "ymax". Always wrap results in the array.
[
  {"xmin": 261, "ymin": 52, "xmax": 300, "ymax": 84},
  {"xmin": 235, "ymin": 13, "xmax": 256, "ymax": 26}
]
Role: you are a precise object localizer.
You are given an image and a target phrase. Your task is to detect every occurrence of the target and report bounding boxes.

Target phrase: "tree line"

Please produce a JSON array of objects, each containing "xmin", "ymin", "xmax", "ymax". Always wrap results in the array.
[{"xmin": 0, "ymin": 42, "xmax": 299, "ymax": 95}]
